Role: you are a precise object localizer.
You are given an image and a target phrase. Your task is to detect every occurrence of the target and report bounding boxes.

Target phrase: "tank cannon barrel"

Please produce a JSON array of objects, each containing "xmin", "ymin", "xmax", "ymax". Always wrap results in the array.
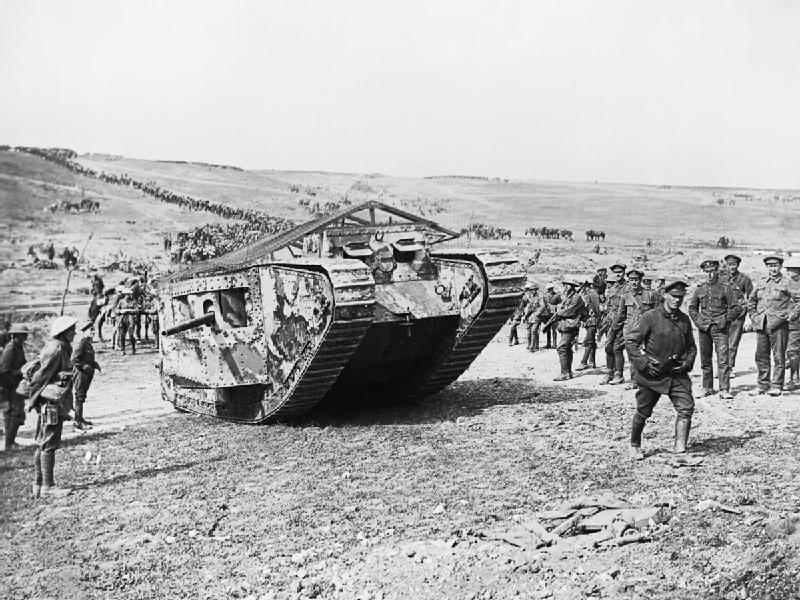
[{"xmin": 162, "ymin": 312, "xmax": 215, "ymax": 336}]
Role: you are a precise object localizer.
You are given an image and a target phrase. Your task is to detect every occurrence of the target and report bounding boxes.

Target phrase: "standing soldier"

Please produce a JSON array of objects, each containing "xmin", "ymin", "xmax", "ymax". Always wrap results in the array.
[
  {"xmin": 508, "ymin": 293, "xmax": 526, "ymax": 346},
  {"xmin": 115, "ymin": 288, "xmax": 138, "ymax": 355},
  {"xmin": 625, "ymin": 280, "xmax": 697, "ymax": 461},
  {"xmin": 458, "ymin": 274, "xmax": 482, "ymax": 322},
  {"xmin": 601, "ymin": 263, "xmax": 629, "ymax": 385},
  {"xmin": 1, "ymin": 324, "xmax": 28, "ymax": 451},
  {"xmin": 593, "ymin": 268, "xmax": 608, "ymax": 299},
  {"xmin": 71, "ymin": 322, "xmax": 101, "ymax": 430},
  {"xmin": 687, "ymin": 259, "xmax": 743, "ymax": 399},
  {"xmin": 27, "ymin": 316, "xmax": 78, "ymax": 498},
  {"xmin": 722, "ymin": 254, "xmax": 754, "ymax": 375},
  {"xmin": 553, "ymin": 279, "xmax": 586, "ymax": 381},
  {"xmin": 747, "ymin": 255, "xmax": 800, "ymax": 396},
  {"xmin": 523, "ymin": 284, "xmax": 541, "ymax": 351},
  {"xmin": 575, "ymin": 279, "xmax": 601, "ymax": 371},
  {"xmin": 785, "ymin": 258, "xmax": 800, "ymax": 390},
  {"xmin": 540, "ymin": 284, "xmax": 562, "ymax": 349},
  {"xmin": 617, "ymin": 270, "xmax": 658, "ymax": 390}
]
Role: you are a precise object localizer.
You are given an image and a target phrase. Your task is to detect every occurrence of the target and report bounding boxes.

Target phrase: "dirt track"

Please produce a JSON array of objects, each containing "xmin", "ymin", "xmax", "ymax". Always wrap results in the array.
[{"xmin": 3, "ymin": 331, "xmax": 800, "ymax": 600}]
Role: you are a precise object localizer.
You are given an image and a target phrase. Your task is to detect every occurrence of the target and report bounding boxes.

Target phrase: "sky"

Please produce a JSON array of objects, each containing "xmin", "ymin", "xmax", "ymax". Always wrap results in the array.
[{"xmin": 1, "ymin": 0, "xmax": 799, "ymax": 188}]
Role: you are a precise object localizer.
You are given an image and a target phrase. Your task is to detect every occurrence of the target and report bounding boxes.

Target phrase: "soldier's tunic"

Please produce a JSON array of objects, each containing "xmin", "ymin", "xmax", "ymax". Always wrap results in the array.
[
  {"xmin": 115, "ymin": 296, "xmax": 138, "ymax": 354},
  {"xmin": 579, "ymin": 287, "xmax": 601, "ymax": 366},
  {"xmin": 71, "ymin": 335, "xmax": 99, "ymax": 421},
  {"xmin": 29, "ymin": 338, "xmax": 73, "ymax": 453},
  {"xmin": 523, "ymin": 291, "xmax": 540, "ymax": 351},
  {"xmin": 537, "ymin": 290, "xmax": 562, "ymax": 349},
  {"xmin": 723, "ymin": 270, "xmax": 754, "ymax": 369},
  {"xmin": 508, "ymin": 297, "xmax": 526, "ymax": 345},
  {"xmin": 788, "ymin": 273, "xmax": 800, "ymax": 379},
  {"xmin": 687, "ymin": 279, "xmax": 743, "ymax": 392},
  {"xmin": 0, "ymin": 337, "xmax": 27, "ymax": 428},
  {"xmin": 618, "ymin": 287, "xmax": 657, "ymax": 380},
  {"xmin": 747, "ymin": 274, "xmax": 800, "ymax": 390}
]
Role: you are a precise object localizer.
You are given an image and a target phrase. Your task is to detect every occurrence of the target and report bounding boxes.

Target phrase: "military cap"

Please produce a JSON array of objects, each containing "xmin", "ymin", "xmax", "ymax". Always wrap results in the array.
[
  {"xmin": 627, "ymin": 269, "xmax": 644, "ymax": 279},
  {"xmin": 561, "ymin": 278, "xmax": 580, "ymax": 288},
  {"xmin": 609, "ymin": 262, "xmax": 627, "ymax": 272},
  {"xmin": 724, "ymin": 254, "xmax": 741, "ymax": 264},
  {"xmin": 784, "ymin": 257, "xmax": 800, "ymax": 270},
  {"xmin": 663, "ymin": 279, "xmax": 689, "ymax": 296},
  {"xmin": 763, "ymin": 255, "xmax": 784, "ymax": 265},
  {"xmin": 642, "ymin": 275, "xmax": 653, "ymax": 282},
  {"xmin": 700, "ymin": 258, "xmax": 720, "ymax": 270},
  {"xmin": 8, "ymin": 323, "xmax": 29, "ymax": 334},
  {"xmin": 524, "ymin": 282, "xmax": 539, "ymax": 290},
  {"xmin": 545, "ymin": 283, "xmax": 556, "ymax": 290},
  {"xmin": 50, "ymin": 316, "xmax": 78, "ymax": 338},
  {"xmin": 597, "ymin": 267, "xmax": 607, "ymax": 272}
]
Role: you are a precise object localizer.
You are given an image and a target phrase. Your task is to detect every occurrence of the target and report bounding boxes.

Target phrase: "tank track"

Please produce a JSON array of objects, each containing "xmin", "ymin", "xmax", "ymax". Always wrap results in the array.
[
  {"xmin": 258, "ymin": 261, "xmax": 375, "ymax": 421},
  {"xmin": 409, "ymin": 249, "xmax": 526, "ymax": 400}
]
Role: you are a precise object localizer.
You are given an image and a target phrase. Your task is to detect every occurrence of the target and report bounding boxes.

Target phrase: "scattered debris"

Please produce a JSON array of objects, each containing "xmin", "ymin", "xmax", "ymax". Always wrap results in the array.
[{"xmin": 695, "ymin": 499, "xmax": 744, "ymax": 515}]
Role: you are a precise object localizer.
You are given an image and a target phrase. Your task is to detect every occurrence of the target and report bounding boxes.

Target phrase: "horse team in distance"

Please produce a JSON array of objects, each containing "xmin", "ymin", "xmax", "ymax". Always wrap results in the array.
[
  {"xmin": 585, "ymin": 229, "xmax": 606, "ymax": 241},
  {"xmin": 524, "ymin": 227, "xmax": 575, "ymax": 241}
]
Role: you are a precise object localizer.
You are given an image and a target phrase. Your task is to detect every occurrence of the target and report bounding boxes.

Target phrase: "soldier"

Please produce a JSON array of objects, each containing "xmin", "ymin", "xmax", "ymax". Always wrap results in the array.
[
  {"xmin": 90, "ymin": 272, "xmax": 105, "ymax": 297},
  {"xmin": 618, "ymin": 269, "xmax": 658, "ymax": 390},
  {"xmin": 1, "ymin": 324, "xmax": 28, "ymax": 450},
  {"xmin": 642, "ymin": 275, "xmax": 653, "ymax": 291},
  {"xmin": 600, "ymin": 263, "xmax": 629, "ymax": 385},
  {"xmin": 593, "ymin": 267, "xmax": 608, "ymax": 299},
  {"xmin": 71, "ymin": 322, "xmax": 101, "ymax": 430},
  {"xmin": 575, "ymin": 279, "xmax": 601, "ymax": 371},
  {"xmin": 459, "ymin": 274, "xmax": 481, "ymax": 321},
  {"xmin": 540, "ymin": 284, "xmax": 562, "ymax": 349},
  {"xmin": 722, "ymin": 254, "xmax": 754, "ymax": 375},
  {"xmin": 625, "ymin": 280, "xmax": 697, "ymax": 461},
  {"xmin": 115, "ymin": 288, "xmax": 138, "ymax": 355},
  {"xmin": 553, "ymin": 279, "xmax": 586, "ymax": 381},
  {"xmin": 687, "ymin": 259, "xmax": 743, "ymax": 399},
  {"xmin": 0, "ymin": 320, "xmax": 10, "ymax": 349},
  {"xmin": 785, "ymin": 258, "xmax": 800, "ymax": 390},
  {"xmin": 747, "ymin": 255, "xmax": 800, "ymax": 396},
  {"xmin": 27, "ymin": 316, "xmax": 78, "ymax": 498},
  {"xmin": 508, "ymin": 292, "xmax": 527, "ymax": 346},
  {"xmin": 523, "ymin": 284, "xmax": 541, "ymax": 351}
]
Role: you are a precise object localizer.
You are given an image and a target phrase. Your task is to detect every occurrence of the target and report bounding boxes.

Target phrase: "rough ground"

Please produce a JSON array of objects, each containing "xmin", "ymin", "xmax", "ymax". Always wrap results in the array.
[{"xmin": 2, "ymin": 150, "xmax": 800, "ymax": 599}]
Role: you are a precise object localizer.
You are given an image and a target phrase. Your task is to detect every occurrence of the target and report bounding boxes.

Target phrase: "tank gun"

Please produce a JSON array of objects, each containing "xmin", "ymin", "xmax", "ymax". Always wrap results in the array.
[{"xmin": 162, "ymin": 312, "xmax": 215, "ymax": 336}]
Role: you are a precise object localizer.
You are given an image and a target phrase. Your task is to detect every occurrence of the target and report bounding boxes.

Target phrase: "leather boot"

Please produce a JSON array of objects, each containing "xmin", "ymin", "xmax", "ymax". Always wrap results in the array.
[
  {"xmin": 609, "ymin": 372, "xmax": 625, "ymax": 385},
  {"xmin": 630, "ymin": 414, "xmax": 646, "ymax": 448},
  {"xmin": 4, "ymin": 422, "xmax": 19, "ymax": 450},
  {"xmin": 574, "ymin": 348, "xmax": 592, "ymax": 371},
  {"xmin": 599, "ymin": 372, "xmax": 614, "ymax": 385},
  {"xmin": 673, "ymin": 417, "xmax": 691, "ymax": 454}
]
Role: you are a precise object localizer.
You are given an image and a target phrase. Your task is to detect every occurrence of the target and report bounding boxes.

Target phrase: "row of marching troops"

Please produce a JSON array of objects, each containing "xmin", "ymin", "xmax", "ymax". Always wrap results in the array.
[{"xmin": 508, "ymin": 253, "xmax": 800, "ymax": 461}]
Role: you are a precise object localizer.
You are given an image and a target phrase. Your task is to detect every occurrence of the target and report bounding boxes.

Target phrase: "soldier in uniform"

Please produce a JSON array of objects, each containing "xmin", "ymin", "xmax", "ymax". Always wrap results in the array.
[
  {"xmin": 722, "ymin": 254, "xmax": 753, "ymax": 375},
  {"xmin": 1, "ymin": 324, "xmax": 28, "ymax": 450},
  {"xmin": 785, "ymin": 258, "xmax": 800, "ymax": 390},
  {"xmin": 540, "ymin": 284, "xmax": 562, "ymax": 349},
  {"xmin": 687, "ymin": 259, "xmax": 744, "ymax": 399},
  {"xmin": 593, "ymin": 268, "xmax": 608, "ymax": 299},
  {"xmin": 508, "ymin": 293, "xmax": 527, "ymax": 346},
  {"xmin": 600, "ymin": 263, "xmax": 629, "ymax": 385},
  {"xmin": 575, "ymin": 279, "xmax": 601, "ymax": 371},
  {"xmin": 617, "ymin": 269, "xmax": 658, "ymax": 390},
  {"xmin": 115, "ymin": 288, "xmax": 138, "ymax": 355},
  {"xmin": 27, "ymin": 316, "xmax": 78, "ymax": 498},
  {"xmin": 747, "ymin": 255, "xmax": 800, "ymax": 396},
  {"xmin": 458, "ymin": 274, "xmax": 481, "ymax": 321},
  {"xmin": 553, "ymin": 279, "xmax": 586, "ymax": 381},
  {"xmin": 625, "ymin": 280, "xmax": 697, "ymax": 461},
  {"xmin": 71, "ymin": 322, "xmax": 100, "ymax": 430},
  {"xmin": 642, "ymin": 275, "xmax": 653, "ymax": 291}
]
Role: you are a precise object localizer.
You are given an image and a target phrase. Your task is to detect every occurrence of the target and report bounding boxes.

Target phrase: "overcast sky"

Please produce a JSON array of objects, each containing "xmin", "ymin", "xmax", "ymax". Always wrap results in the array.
[{"xmin": 1, "ymin": 1, "xmax": 799, "ymax": 188}]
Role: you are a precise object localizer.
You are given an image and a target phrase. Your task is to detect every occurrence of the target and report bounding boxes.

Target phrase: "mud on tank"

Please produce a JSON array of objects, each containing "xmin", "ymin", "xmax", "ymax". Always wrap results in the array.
[{"xmin": 157, "ymin": 201, "xmax": 526, "ymax": 422}]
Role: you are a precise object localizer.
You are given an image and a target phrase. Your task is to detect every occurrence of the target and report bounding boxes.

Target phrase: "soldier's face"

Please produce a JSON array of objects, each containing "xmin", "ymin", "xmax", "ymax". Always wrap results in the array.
[
  {"xmin": 704, "ymin": 267, "xmax": 718, "ymax": 283},
  {"xmin": 726, "ymin": 260, "xmax": 739, "ymax": 273},
  {"xmin": 628, "ymin": 276, "xmax": 642, "ymax": 290},
  {"xmin": 767, "ymin": 263, "xmax": 782, "ymax": 277},
  {"xmin": 664, "ymin": 292, "xmax": 683, "ymax": 311}
]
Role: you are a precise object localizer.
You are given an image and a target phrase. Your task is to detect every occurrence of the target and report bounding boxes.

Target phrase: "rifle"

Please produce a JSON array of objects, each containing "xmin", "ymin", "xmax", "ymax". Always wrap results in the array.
[{"xmin": 542, "ymin": 313, "xmax": 561, "ymax": 333}]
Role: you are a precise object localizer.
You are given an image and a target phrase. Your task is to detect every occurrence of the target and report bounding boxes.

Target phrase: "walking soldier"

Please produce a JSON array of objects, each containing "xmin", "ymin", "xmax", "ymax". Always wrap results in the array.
[
  {"xmin": 553, "ymin": 279, "xmax": 586, "ymax": 381},
  {"xmin": 601, "ymin": 263, "xmax": 629, "ymax": 385},
  {"xmin": 1, "ymin": 324, "xmax": 29, "ymax": 450},
  {"xmin": 625, "ymin": 280, "xmax": 697, "ymax": 461},
  {"xmin": 722, "ymin": 254, "xmax": 753, "ymax": 374},
  {"xmin": 747, "ymin": 255, "xmax": 800, "ymax": 396},
  {"xmin": 687, "ymin": 259, "xmax": 744, "ymax": 399},
  {"xmin": 618, "ymin": 269, "xmax": 658, "ymax": 389}
]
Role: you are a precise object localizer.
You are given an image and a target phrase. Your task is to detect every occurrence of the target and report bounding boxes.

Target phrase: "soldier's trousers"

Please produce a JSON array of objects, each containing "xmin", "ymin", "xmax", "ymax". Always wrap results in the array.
[
  {"xmin": 634, "ymin": 379, "xmax": 695, "ymax": 421},
  {"xmin": 528, "ymin": 320, "xmax": 542, "ymax": 351},
  {"xmin": 698, "ymin": 324, "xmax": 731, "ymax": 392},
  {"xmin": 73, "ymin": 367, "xmax": 94, "ymax": 414},
  {"xmin": 133, "ymin": 314, "xmax": 143, "ymax": 340},
  {"xmin": 582, "ymin": 326, "xmax": 597, "ymax": 350},
  {"xmin": 605, "ymin": 328, "xmax": 625, "ymax": 374},
  {"xmin": 2, "ymin": 387, "xmax": 26, "ymax": 427},
  {"xmin": 35, "ymin": 411, "xmax": 64, "ymax": 451},
  {"xmin": 557, "ymin": 330, "xmax": 578, "ymax": 374},
  {"xmin": 787, "ymin": 328, "xmax": 800, "ymax": 372},
  {"xmin": 755, "ymin": 324, "xmax": 789, "ymax": 390},
  {"xmin": 508, "ymin": 322, "xmax": 519, "ymax": 345},
  {"xmin": 728, "ymin": 317, "xmax": 745, "ymax": 369},
  {"xmin": 118, "ymin": 322, "xmax": 136, "ymax": 353}
]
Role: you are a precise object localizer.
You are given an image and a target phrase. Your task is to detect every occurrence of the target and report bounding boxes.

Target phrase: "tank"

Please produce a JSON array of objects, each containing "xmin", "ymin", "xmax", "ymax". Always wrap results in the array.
[{"xmin": 157, "ymin": 200, "xmax": 526, "ymax": 422}]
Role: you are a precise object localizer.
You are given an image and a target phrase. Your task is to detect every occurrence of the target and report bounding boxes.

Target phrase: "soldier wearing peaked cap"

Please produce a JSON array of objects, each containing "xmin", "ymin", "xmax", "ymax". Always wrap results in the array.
[
  {"xmin": 747, "ymin": 255, "xmax": 800, "ymax": 396},
  {"xmin": 687, "ymin": 258, "xmax": 744, "ymax": 399},
  {"xmin": 601, "ymin": 264, "xmax": 629, "ymax": 385},
  {"xmin": 625, "ymin": 280, "xmax": 697, "ymax": 461},
  {"xmin": 71, "ymin": 322, "xmax": 100, "ymax": 430},
  {"xmin": 575, "ymin": 279, "xmax": 601, "ymax": 371},
  {"xmin": 528, "ymin": 284, "xmax": 561, "ymax": 351},
  {"xmin": 553, "ymin": 279, "xmax": 585, "ymax": 381},
  {"xmin": 1, "ymin": 324, "xmax": 29, "ymax": 451},
  {"xmin": 617, "ymin": 269, "xmax": 658, "ymax": 390},
  {"xmin": 721, "ymin": 253, "xmax": 753, "ymax": 373}
]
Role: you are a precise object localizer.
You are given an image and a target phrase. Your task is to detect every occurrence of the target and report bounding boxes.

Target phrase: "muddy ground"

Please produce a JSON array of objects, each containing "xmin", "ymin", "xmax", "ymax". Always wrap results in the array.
[{"xmin": 2, "ymin": 150, "xmax": 800, "ymax": 599}]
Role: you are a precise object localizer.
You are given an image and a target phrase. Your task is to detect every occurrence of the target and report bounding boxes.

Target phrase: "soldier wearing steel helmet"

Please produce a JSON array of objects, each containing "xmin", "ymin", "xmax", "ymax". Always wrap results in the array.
[
  {"xmin": 553, "ymin": 278, "xmax": 585, "ymax": 381},
  {"xmin": 747, "ymin": 255, "xmax": 800, "ymax": 396},
  {"xmin": 783, "ymin": 257, "xmax": 800, "ymax": 390},
  {"xmin": 687, "ymin": 258, "xmax": 744, "ymax": 399},
  {"xmin": 1, "ymin": 323, "xmax": 29, "ymax": 451}
]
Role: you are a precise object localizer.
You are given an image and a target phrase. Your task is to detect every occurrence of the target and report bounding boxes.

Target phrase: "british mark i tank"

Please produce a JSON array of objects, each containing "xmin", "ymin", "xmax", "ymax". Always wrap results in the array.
[{"xmin": 157, "ymin": 201, "xmax": 526, "ymax": 422}]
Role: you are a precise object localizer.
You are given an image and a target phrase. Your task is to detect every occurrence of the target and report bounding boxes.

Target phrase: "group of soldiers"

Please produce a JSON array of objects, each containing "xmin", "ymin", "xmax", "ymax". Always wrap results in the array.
[{"xmin": 508, "ymin": 253, "xmax": 800, "ymax": 460}]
